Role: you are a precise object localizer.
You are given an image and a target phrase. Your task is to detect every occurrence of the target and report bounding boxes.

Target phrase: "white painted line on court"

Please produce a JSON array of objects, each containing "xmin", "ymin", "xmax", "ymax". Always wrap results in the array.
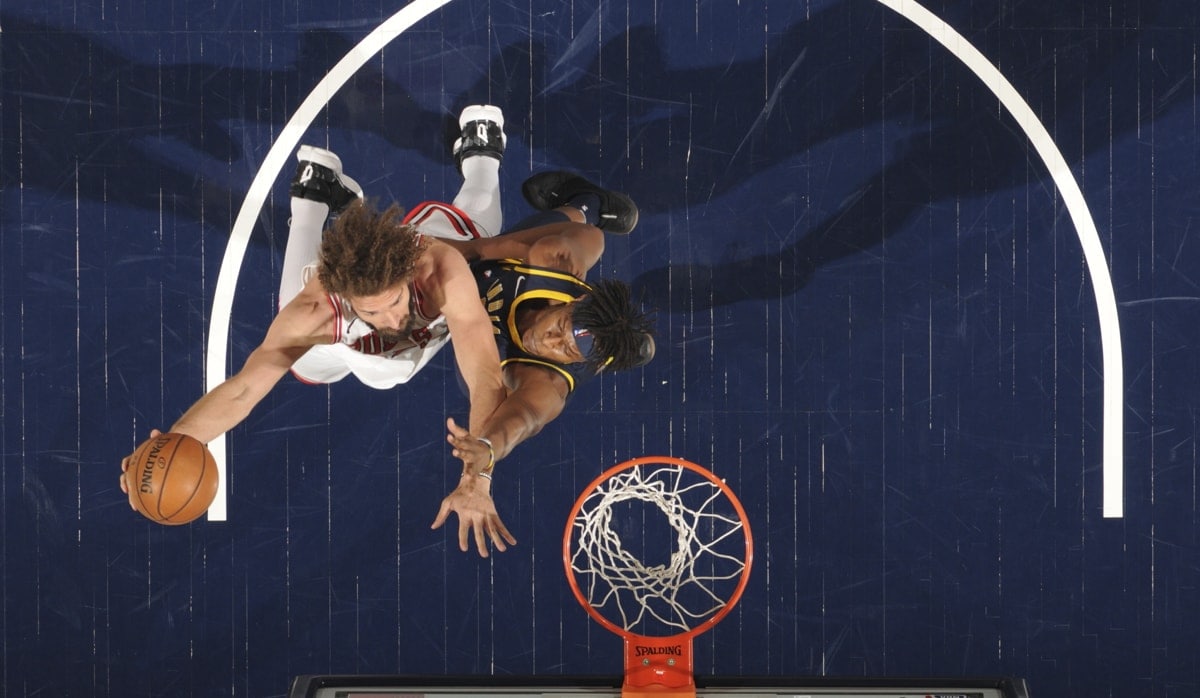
[
  {"xmin": 204, "ymin": 0, "xmax": 452, "ymax": 521},
  {"xmin": 205, "ymin": 0, "xmax": 1124, "ymax": 521},
  {"xmin": 875, "ymin": 0, "xmax": 1124, "ymax": 517}
]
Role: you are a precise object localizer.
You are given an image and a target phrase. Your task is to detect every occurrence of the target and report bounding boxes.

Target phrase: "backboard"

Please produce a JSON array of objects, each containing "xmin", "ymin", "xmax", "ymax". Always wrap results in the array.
[{"xmin": 288, "ymin": 675, "xmax": 1031, "ymax": 698}]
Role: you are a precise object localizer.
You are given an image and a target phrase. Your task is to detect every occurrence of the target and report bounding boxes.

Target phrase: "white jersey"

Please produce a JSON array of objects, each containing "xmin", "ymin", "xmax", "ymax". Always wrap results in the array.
[
  {"xmin": 290, "ymin": 273, "xmax": 449, "ymax": 389},
  {"xmin": 287, "ymin": 201, "xmax": 484, "ymax": 390}
]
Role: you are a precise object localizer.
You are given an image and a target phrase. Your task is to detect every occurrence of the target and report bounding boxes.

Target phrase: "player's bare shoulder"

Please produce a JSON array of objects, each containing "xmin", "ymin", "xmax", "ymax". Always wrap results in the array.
[
  {"xmin": 415, "ymin": 238, "xmax": 475, "ymax": 310},
  {"xmin": 269, "ymin": 274, "xmax": 337, "ymax": 346}
]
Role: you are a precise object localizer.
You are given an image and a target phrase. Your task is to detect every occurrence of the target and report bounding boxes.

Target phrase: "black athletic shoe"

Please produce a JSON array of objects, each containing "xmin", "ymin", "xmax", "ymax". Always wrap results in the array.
[
  {"xmin": 453, "ymin": 104, "xmax": 506, "ymax": 172},
  {"xmin": 290, "ymin": 145, "xmax": 363, "ymax": 215},
  {"xmin": 520, "ymin": 171, "xmax": 639, "ymax": 235}
]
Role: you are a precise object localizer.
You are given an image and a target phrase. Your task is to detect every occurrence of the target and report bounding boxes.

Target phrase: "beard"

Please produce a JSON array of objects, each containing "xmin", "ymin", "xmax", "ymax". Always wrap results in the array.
[
  {"xmin": 364, "ymin": 293, "xmax": 421, "ymax": 345},
  {"xmin": 373, "ymin": 327, "xmax": 403, "ymax": 344}
]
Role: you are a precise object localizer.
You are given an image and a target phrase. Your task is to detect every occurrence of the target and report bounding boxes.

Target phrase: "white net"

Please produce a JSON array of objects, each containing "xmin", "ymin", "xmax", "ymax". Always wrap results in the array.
[{"xmin": 567, "ymin": 463, "xmax": 749, "ymax": 636}]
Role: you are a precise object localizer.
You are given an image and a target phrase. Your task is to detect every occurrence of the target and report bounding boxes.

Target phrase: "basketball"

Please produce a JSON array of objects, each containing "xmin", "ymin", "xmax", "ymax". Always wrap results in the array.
[{"xmin": 124, "ymin": 432, "xmax": 219, "ymax": 525}]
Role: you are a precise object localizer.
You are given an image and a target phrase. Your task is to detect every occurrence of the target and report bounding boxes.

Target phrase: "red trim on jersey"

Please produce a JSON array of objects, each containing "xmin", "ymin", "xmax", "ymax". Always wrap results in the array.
[
  {"xmin": 289, "ymin": 369, "xmax": 327, "ymax": 385},
  {"xmin": 324, "ymin": 293, "xmax": 344, "ymax": 343},
  {"xmin": 410, "ymin": 280, "xmax": 436, "ymax": 321},
  {"xmin": 402, "ymin": 201, "xmax": 481, "ymax": 240}
]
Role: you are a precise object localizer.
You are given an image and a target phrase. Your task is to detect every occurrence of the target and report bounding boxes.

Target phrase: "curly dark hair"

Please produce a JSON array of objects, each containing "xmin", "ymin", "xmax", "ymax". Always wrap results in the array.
[
  {"xmin": 317, "ymin": 201, "xmax": 424, "ymax": 298},
  {"xmin": 573, "ymin": 279, "xmax": 656, "ymax": 372}
]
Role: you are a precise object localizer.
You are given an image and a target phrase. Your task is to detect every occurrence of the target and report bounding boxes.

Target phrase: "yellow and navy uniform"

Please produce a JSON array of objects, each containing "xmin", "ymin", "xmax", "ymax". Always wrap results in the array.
[{"xmin": 471, "ymin": 258, "xmax": 594, "ymax": 395}]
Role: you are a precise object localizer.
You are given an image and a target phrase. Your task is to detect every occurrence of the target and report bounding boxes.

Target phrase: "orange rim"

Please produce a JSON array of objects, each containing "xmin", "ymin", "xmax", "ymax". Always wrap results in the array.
[{"xmin": 562, "ymin": 455, "xmax": 754, "ymax": 642}]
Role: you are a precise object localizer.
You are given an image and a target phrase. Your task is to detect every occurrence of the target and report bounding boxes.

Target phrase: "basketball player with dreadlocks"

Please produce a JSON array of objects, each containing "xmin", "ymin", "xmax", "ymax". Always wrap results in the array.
[{"xmin": 430, "ymin": 172, "xmax": 656, "ymax": 555}]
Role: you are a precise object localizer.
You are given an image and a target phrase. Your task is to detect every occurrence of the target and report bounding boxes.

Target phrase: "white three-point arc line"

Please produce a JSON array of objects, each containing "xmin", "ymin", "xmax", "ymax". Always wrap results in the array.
[
  {"xmin": 204, "ymin": 0, "xmax": 1123, "ymax": 521},
  {"xmin": 874, "ymin": 0, "xmax": 1123, "ymax": 518},
  {"xmin": 202, "ymin": 0, "xmax": 452, "ymax": 520}
]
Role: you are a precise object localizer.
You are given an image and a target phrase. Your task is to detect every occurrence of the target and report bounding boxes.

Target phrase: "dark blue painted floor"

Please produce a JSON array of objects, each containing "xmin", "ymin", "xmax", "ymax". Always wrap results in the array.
[{"xmin": 3, "ymin": 1, "xmax": 1199, "ymax": 696}]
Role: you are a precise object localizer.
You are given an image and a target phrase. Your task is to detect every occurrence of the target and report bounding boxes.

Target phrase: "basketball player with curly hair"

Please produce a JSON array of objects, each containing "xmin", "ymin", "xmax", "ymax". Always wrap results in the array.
[
  {"xmin": 122, "ymin": 105, "xmax": 655, "ymax": 558},
  {"xmin": 121, "ymin": 107, "xmax": 513, "ymax": 555}
]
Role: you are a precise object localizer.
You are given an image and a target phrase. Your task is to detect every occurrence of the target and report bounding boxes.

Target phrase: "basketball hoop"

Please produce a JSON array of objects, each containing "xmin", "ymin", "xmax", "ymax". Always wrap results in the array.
[{"xmin": 563, "ymin": 456, "xmax": 754, "ymax": 698}]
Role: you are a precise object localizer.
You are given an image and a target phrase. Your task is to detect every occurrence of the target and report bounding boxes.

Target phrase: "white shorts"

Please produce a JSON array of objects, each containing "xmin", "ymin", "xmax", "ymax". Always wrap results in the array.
[{"xmin": 403, "ymin": 201, "xmax": 488, "ymax": 240}]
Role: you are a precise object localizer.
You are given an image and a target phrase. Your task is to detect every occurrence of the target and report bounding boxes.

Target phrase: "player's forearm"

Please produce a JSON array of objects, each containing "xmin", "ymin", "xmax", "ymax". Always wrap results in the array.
[
  {"xmin": 169, "ymin": 379, "xmax": 261, "ymax": 444},
  {"xmin": 446, "ymin": 318, "xmax": 505, "ymax": 434},
  {"xmin": 478, "ymin": 394, "xmax": 557, "ymax": 462},
  {"xmin": 458, "ymin": 350, "xmax": 506, "ymax": 435},
  {"xmin": 465, "ymin": 382, "xmax": 506, "ymax": 436}
]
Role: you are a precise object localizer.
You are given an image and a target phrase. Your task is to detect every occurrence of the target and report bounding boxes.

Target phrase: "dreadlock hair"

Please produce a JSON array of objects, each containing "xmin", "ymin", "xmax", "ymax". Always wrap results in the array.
[
  {"xmin": 572, "ymin": 278, "xmax": 656, "ymax": 373},
  {"xmin": 317, "ymin": 201, "xmax": 424, "ymax": 298}
]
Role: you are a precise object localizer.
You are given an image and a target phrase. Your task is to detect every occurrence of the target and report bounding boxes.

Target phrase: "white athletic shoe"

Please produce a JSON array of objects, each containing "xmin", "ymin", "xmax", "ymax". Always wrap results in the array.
[
  {"xmin": 290, "ymin": 145, "xmax": 364, "ymax": 215},
  {"xmin": 452, "ymin": 104, "xmax": 506, "ymax": 171}
]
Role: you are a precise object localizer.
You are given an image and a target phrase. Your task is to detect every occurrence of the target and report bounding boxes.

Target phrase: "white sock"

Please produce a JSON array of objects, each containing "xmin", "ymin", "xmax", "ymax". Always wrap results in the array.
[
  {"xmin": 280, "ymin": 198, "xmax": 330, "ymax": 306},
  {"xmin": 453, "ymin": 156, "xmax": 502, "ymax": 237}
]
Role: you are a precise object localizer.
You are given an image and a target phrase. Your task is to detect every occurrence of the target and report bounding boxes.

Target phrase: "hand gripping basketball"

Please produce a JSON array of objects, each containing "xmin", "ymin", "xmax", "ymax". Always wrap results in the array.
[{"xmin": 120, "ymin": 430, "xmax": 219, "ymax": 525}]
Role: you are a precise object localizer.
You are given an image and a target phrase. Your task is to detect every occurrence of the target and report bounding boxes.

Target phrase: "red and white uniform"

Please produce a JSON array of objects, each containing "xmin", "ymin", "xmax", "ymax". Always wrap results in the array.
[
  {"xmin": 402, "ymin": 201, "xmax": 485, "ymax": 241},
  {"xmin": 285, "ymin": 201, "xmax": 489, "ymax": 389},
  {"xmin": 290, "ymin": 275, "xmax": 450, "ymax": 389}
]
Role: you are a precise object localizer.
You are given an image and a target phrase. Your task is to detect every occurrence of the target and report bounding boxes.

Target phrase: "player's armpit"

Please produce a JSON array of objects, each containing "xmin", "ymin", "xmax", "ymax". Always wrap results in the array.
[{"xmin": 266, "ymin": 278, "xmax": 338, "ymax": 347}]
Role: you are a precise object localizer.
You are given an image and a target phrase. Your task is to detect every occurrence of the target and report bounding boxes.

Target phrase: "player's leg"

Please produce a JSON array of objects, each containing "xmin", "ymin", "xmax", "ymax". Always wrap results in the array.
[
  {"xmin": 449, "ymin": 104, "xmax": 506, "ymax": 237},
  {"xmin": 280, "ymin": 146, "xmax": 363, "ymax": 305},
  {"xmin": 501, "ymin": 205, "xmax": 576, "ymax": 235}
]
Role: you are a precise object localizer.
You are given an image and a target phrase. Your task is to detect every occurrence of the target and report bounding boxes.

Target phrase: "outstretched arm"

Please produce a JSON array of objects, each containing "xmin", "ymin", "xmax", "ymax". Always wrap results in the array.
[
  {"xmin": 429, "ymin": 243, "xmax": 506, "ymax": 434},
  {"xmin": 447, "ymin": 363, "xmax": 570, "ymax": 474},
  {"xmin": 170, "ymin": 286, "xmax": 331, "ymax": 442},
  {"xmin": 167, "ymin": 343, "xmax": 306, "ymax": 442},
  {"xmin": 433, "ymin": 364, "xmax": 570, "ymax": 556},
  {"xmin": 120, "ymin": 282, "xmax": 332, "ymax": 498}
]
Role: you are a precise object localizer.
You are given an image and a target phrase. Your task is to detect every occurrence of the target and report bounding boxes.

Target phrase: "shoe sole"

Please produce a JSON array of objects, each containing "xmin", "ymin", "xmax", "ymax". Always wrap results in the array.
[
  {"xmin": 521, "ymin": 171, "xmax": 638, "ymax": 234},
  {"xmin": 521, "ymin": 171, "xmax": 575, "ymax": 211},
  {"xmin": 296, "ymin": 145, "xmax": 344, "ymax": 174},
  {"xmin": 295, "ymin": 145, "xmax": 363, "ymax": 200},
  {"xmin": 459, "ymin": 104, "xmax": 504, "ymax": 129},
  {"xmin": 597, "ymin": 191, "xmax": 638, "ymax": 235},
  {"xmin": 453, "ymin": 105, "xmax": 507, "ymax": 169}
]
